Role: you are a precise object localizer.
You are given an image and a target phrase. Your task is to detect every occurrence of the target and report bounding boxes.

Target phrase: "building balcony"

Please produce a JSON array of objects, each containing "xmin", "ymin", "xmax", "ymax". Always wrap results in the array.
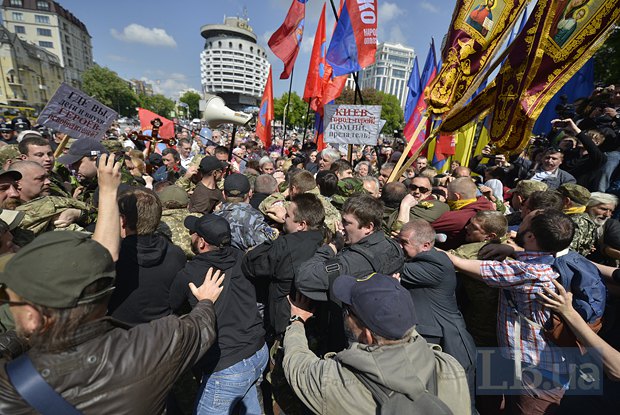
[{"xmin": 7, "ymin": 78, "xmax": 23, "ymax": 87}]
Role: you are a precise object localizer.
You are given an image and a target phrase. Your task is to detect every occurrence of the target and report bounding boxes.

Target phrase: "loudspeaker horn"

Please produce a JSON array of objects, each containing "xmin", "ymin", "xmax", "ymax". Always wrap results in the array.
[{"xmin": 203, "ymin": 96, "xmax": 253, "ymax": 128}]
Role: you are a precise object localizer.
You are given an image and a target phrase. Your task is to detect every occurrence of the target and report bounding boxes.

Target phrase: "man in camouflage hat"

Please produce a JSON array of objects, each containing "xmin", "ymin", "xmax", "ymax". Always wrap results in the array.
[
  {"xmin": 331, "ymin": 177, "xmax": 366, "ymax": 211},
  {"xmin": 214, "ymin": 173, "xmax": 277, "ymax": 251},
  {"xmin": 157, "ymin": 184, "xmax": 201, "ymax": 258},
  {"xmin": 0, "ymin": 154, "xmax": 223, "ymax": 414},
  {"xmin": 558, "ymin": 183, "xmax": 598, "ymax": 256},
  {"xmin": 0, "ymin": 145, "xmax": 20, "ymax": 171}
]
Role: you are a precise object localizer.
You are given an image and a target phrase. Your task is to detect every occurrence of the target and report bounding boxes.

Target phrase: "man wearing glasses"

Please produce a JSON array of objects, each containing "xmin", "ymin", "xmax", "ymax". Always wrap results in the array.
[{"xmin": 392, "ymin": 177, "xmax": 450, "ymax": 232}]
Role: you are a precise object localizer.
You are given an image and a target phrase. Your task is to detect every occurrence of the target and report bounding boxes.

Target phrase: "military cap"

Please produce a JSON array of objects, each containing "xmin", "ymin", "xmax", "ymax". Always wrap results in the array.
[
  {"xmin": 101, "ymin": 139, "xmax": 124, "ymax": 153},
  {"xmin": 336, "ymin": 177, "xmax": 365, "ymax": 198},
  {"xmin": 558, "ymin": 183, "xmax": 591, "ymax": 206},
  {"xmin": 158, "ymin": 185, "xmax": 189, "ymax": 206},
  {"xmin": 10, "ymin": 116, "xmax": 30, "ymax": 132},
  {"xmin": 224, "ymin": 173, "xmax": 250, "ymax": 196},
  {"xmin": 0, "ymin": 145, "xmax": 21, "ymax": 168},
  {"xmin": 0, "ymin": 232, "xmax": 115, "ymax": 308},
  {"xmin": 509, "ymin": 180, "xmax": 548, "ymax": 199}
]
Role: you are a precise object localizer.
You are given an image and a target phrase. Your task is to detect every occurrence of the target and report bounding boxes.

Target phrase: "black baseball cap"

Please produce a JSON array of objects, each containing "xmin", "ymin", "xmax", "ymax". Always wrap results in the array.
[
  {"xmin": 224, "ymin": 173, "xmax": 251, "ymax": 196},
  {"xmin": 332, "ymin": 273, "xmax": 417, "ymax": 340},
  {"xmin": 57, "ymin": 138, "xmax": 108, "ymax": 166},
  {"xmin": 199, "ymin": 156, "xmax": 226, "ymax": 173},
  {"xmin": 184, "ymin": 214, "xmax": 231, "ymax": 247}
]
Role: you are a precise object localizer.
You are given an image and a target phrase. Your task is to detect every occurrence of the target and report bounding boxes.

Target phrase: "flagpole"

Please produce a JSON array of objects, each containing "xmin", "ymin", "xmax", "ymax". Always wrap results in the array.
[
  {"xmin": 281, "ymin": 67, "xmax": 295, "ymax": 157},
  {"xmin": 387, "ymin": 117, "xmax": 428, "ymax": 183},
  {"xmin": 301, "ymin": 102, "xmax": 311, "ymax": 148}
]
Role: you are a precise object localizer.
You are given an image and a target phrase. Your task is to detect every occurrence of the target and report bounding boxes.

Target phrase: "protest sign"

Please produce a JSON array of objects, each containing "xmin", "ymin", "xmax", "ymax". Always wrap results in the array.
[
  {"xmin": 324, "ymin": 104, "xmax": 381, "ymax": 146},
  {"xmin": 37, "ymin": 83, "xmax": 118, "ymax": 140}
]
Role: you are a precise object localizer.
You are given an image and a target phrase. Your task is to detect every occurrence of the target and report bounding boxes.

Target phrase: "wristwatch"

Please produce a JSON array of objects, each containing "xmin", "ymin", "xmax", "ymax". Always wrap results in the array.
[{"xmin": 289, "ymin": 315, "xmax": 306, "ymax": 325}]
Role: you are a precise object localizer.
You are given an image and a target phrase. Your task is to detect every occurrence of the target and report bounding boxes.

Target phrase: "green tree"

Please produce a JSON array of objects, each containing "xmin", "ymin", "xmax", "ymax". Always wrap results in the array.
[
  {"xmin": 137, "ymin": 93, "xmax": 175, "ymax": 118},
  {"xmin": 179, "ymin": 91, "xmax": 202, "ymax": 119},
  {"xmin": 594, "ymin": 26, "xmax": 620, "ymax": 85},
  {"xmin": 81, "ymin": 65, "xmax": 139, "ymax": 117},
  {"xmin": 274, "ymin": 92, "xmax": 310, "ymax": 130},
  {"xmin": 335, "ymin": 87, "xmax": 404, "ymax": 133}
]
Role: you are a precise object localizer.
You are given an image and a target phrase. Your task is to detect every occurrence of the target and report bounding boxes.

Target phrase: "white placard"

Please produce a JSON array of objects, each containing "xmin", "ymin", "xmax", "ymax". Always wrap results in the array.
[
  {"xmin": 37, "ymin": 83, "xmax": 118, "ymax": 140},
  {"xmin": 324, "ymin": 104, "xmax": 382, "ymax": 146}
]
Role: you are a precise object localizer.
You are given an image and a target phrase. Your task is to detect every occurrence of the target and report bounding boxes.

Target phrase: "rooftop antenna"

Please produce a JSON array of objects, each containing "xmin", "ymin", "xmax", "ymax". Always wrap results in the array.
[{"xmin": 242, "ymin": 6, "xmax": 249, "ymax": 22}]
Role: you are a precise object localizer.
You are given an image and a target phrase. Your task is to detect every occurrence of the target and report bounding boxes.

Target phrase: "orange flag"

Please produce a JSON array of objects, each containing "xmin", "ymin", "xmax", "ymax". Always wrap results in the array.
[{"xmin": 256, "ymin": 67, "xmax": 274, "ymax": 149}]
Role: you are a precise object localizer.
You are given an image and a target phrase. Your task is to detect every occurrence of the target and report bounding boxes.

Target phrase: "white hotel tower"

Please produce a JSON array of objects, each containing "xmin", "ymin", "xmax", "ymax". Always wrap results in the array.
[{"xmin": 200, "ymin": 16, "xmax": 270, "ymax": 110}]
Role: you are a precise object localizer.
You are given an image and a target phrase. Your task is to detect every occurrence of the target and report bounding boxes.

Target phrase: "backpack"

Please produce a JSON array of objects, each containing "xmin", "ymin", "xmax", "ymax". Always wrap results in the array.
[{"xmin": 349, "ymin": 343, "xmax": 470, "ymax": 415}]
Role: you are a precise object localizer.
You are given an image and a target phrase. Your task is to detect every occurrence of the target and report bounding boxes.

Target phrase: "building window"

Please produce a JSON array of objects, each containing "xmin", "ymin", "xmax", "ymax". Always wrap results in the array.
[
  {"xmin": 37, "ymin": 28, "xmax": 52, "ymax": 36},
  {"xmin": 14, "ymin": 25, "xmax": 25, "ymax": 34},
  {"xmin": 12, "ymin": 12, "xmax": 23, "ymax": 21},
  {"xmin": 36, "ymin": 1, "xmax": 50, "ymax": 10},
  {"xmin": 38, "ymin": 41, "xmax": 53, "ymax": 48},
  {"xmin": 10, "ymin": 0, "xmax": 23, "ymax": 6},
  {"xmin": 35, "ymin": 15, "xmax": 50, "ymax": 24}
]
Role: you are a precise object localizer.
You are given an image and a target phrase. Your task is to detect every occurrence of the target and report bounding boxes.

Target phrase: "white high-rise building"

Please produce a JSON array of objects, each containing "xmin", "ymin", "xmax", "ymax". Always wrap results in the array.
[
  {"xmin": 200, "ymin": 16, "xmax": 269, "ymax": 111},
  {"xmin": 359, "ymin": 42, "xmax": 415, "ymax": 110}
]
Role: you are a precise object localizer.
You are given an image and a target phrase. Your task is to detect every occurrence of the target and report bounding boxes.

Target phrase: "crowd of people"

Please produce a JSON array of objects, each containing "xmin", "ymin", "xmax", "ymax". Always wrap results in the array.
[{"xmin": 0, "ymin": 84, "xmax": 619, "ymax": 415}]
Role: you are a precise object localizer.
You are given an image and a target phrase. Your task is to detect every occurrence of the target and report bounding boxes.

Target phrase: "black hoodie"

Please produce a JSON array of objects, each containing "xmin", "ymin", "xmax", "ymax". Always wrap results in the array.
[
  {"xmin": 170, "ymin": 246, "xmax": 265, "ymax": 372},
  {"xmin": 108, "ymin": 234, "xmax": 186, "ymax": 325}
]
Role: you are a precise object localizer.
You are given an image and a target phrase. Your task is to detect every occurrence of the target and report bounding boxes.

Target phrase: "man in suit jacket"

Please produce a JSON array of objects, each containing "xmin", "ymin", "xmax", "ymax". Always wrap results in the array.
[{"xmin": 397, "ymin": 219, "xmax": 477, "ymax": 408}]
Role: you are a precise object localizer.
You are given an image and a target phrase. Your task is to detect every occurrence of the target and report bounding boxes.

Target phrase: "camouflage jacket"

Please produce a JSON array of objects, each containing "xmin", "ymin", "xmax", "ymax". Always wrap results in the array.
[
  {"xmin": 13, "ymin": 196, "xmax": 88, "ymax": 246},
  {"xmin": 386, "ymin": 199, "xmax": 451, "ymax": 234},
  {"xmin": 48, "ymin": 170, "xmax": 72, "ymax": 198},
  {"xmin": 158, "ymin": 208, "xmax": 201, "ymax": 259},
  {"xmin": 569, "ymin": 212, "xmax": 598, "ymax": 256},
  {"xmin": 214, "ymin": 202, "xmax": 278, "ymax": 251},
  {"xmin": 259, "ymin": 187, "xmax": 341, "ymax": 234}
]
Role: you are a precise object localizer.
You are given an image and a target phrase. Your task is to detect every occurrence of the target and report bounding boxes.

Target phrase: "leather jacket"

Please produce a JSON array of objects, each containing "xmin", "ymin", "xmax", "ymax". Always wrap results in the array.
[{"xmin": 0, "ymin": 300, "xmax": 217, "ymax": 414}]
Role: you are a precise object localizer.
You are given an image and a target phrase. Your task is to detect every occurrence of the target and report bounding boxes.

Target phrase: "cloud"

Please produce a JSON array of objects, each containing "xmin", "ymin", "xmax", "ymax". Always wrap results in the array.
[
  {"xmin": 140, "ymin": 72, "xmax": 193, "ymax": 99},
  {"xmin": 379, "ymin": 2, "xmax": 403, "ymax": 22},
  {"xmin": 419, "ymin": 1, "xmax": 440, "ymax": 14},
  {"xmin": 301, "ymin": 34, "xmax": 314, "ymax": 54},
  {"xmin": 111, "ymin": 24, "xmax": 177, "ymax": 48},
  {"xmin": 387, "ymin": 26, "xmax": 407, "ymax": 45},
  {"xmin": 106, "ymin": 54, "xmax": 133, "ymax": 63}
]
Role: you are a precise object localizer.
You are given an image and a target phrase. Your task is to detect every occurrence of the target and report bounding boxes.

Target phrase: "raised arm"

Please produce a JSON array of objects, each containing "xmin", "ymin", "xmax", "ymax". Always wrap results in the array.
[{"xmin": 92, "ymin": 153, "xmax": 121, "ymax": 261}]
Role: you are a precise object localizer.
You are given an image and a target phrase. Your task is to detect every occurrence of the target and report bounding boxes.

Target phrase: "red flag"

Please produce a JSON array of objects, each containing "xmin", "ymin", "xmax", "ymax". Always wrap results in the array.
[
  {"xmin": 256, "ymin": 67, "xmax": 274, "ymax": 149},
  {"xmin": 138, "ymin": 108, "xmax": 175, "ymax": 138},
  {"xmin": 303, "ymin": 3, "xmax": 326, "ymax": 111},
  {"xmin": 268, "ymin": 0, "xmax": 307, "ymax": 80}
]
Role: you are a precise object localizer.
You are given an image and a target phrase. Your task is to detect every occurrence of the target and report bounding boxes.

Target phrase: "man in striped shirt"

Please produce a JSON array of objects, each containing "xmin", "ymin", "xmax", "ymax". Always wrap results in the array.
[{"xmin": 446, "ymin": 209, "xmax": 575, "ymax": 415}]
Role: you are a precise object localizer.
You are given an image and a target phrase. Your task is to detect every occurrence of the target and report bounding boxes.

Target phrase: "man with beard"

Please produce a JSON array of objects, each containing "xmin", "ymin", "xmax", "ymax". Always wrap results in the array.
[
  {"xmin": 0, "ymin": 169, "xmax": 21, "ymax": 207},
  {"xmin": 445, "ymin": 209, "xmax": 575, "ymax": 415},
  {"xmin": 586, "ymin": 192, "xmax": 620, "ymax": 264},
  {"xmin": 169, "ymin": 214, "xmax": 267, "ymax": 414}
]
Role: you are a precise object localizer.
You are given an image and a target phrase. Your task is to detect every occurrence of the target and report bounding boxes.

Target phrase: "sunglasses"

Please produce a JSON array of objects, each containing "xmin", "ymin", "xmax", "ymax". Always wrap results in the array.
[
  {"xmin": 0, "ymin": 283, "xmax": 30, "ymax": 307},
  {"xmin": 409, "ymin": 185, "xmax": 430, "ymax": 193}
]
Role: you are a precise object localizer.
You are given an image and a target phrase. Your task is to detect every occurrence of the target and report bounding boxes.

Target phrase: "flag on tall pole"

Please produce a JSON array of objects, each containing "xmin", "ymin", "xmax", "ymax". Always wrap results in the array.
[
  {"xmin": 403, "ymin": 57, "xmax": 421, "ymax": 123},
  {"xmin": 256, "ymin": 67, "xmax": 274, "ymax": 149},
  {"xmin": 325, "ymin": 0, "xmax": 378, "ymax": 77},
  {"xmin": 441, "ymin": 0, "xmax": 620, "ymax": 154},
  {"xmin": 303, "ymin": 3, "xmax": 327, "ymax": 112},
  {"xmin": 402, "ymin": 40, "xmax": 437, "ymax": 154},
  {"xmin": 425, "ymin": 0, "xmax": 531, "ymax": 116},
  {"xmin": 268, "ymin": 0, "xmax": 307, "ymax": 79}
]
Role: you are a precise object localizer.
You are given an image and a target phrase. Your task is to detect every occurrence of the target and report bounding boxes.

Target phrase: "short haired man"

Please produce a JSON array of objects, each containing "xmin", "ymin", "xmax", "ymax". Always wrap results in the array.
[
  {"xmin": 527, "ymin": 148, "xmax": 576, "ymax": 189},
  {"xmin": 18, "ymin": 133, "xmax": 71, "ymax": 198},
  {"xmin": 0, "ymin": 155, "xmax": 223, "ymax": 413},
  {"xmin": 318, "ymin": 147, "xmax": 340, "ymax": 171},
  {"xmin": 392, "ymin": 177, "xmax": 450, "ymax": 231},
  {"xmin": 378, "ymin": 162, "xmax": 395, "ymax": 189},
  {"xmin": 506, "ymin": 180, "xmax": 548, "ymax": 226},
  {"xmin": 214, "ymin": 173, "xmax": 276, "ymax": 251},
  {"xmin": 431, "ymin": 177, "xmax": 495, "ymax": 249},
  {"xmin": 8, "ymin": 161, "xmax": 50, "ymax": 203},
  {"xmin": 170, "ymin": 214, "xmax": 267, "ymax": 414},
  {"xmin": 177, "ymin": 138, "xmax": 194, "ymax": 169},
  {"xmin": 446, "ymin": 209, "xmax": 576, "ymax": 414},
  {"xmin": 57, "ymin": 138, "xmax": 110, "ymax": 204},
  {"xmin": 283, "ymin": 273, "xmax": 469, "ymax": 414},
  {"xmin": 189, "ymin": 156, "xmax": 226, "ymax": 214},
  {"xmin": 414, "ymin": 156, "xmax": 428, "ymax": 174},
  {"xmin": 297, "ymin": 194, "xmax": 404, "ymax": 351},
  {"xmin": 154, "ymin": 148, "xmax": 186, "ymax": 182},
  {"xmin": 330, "ymin": 159, "xmax": 353, "ymax": 180},
  {"xmin": 107, "ymin": 187, "xmax": 186, "ymax": 325},
  {"xmin": 398, "ymin": 219, "xmax": 477, "ymax": 408}
]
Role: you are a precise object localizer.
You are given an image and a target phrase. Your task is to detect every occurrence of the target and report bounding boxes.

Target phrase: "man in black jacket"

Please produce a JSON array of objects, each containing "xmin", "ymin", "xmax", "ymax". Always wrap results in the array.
[
  {"xmin": 170, "ymin": 214, "xmax": 267, "ymax": 415},
  {"xmin": 297, "ymin": 194, "xmax": 404, "ymax": 351},
  {"xmin": 108, "ymin": 187, "xmax": 186, "ymax": 325},
  {"xmin": 242, "ymin": 193, "xmax": 325, "ymax": 336},
  {"xmin": 398, "ymin": 219, "xmax": 477, "ymax": 408}
]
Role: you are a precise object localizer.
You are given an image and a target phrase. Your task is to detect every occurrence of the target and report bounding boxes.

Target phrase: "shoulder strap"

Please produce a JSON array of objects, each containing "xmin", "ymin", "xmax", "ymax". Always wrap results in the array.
[{"xmin": 6, "ymin": 354, "xmax": 82, "ymax": 415}]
